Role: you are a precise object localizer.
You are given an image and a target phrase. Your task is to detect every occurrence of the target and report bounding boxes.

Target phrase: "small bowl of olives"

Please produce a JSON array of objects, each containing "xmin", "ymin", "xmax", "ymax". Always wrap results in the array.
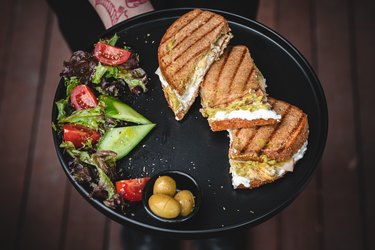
[{"xmin": 142, "ymin": 170, "xmax": 201, "ymax": 223}]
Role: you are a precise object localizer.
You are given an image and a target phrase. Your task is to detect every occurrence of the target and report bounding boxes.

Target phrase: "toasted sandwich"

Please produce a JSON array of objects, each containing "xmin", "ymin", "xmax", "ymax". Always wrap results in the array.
[
  {"xmin": 228, "ymin": 98, "xmax": 309, "ymax": 189},
  {"xmin": 156, "ymin": 9, "xmax": 232, "ymax": 120},
  {"xmin": 200, "ymin": 45, "xmax": 281, "ymax": 131}
]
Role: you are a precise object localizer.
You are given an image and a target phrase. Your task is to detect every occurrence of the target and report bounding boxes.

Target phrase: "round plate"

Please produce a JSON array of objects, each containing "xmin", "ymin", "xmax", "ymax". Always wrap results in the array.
[{"xmin": 52, "ymin": 8, "xmax": 328, "ymax": 238}]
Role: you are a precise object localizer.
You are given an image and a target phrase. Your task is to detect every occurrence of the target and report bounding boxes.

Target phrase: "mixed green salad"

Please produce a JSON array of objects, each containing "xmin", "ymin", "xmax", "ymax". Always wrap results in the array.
[
  {"xmin": 54, "ymin": 34, "xmax": 154, "ymax": 212},
  {"xmin": 60, "ymin": 33, "xmax": 148, "ymax": 96}
]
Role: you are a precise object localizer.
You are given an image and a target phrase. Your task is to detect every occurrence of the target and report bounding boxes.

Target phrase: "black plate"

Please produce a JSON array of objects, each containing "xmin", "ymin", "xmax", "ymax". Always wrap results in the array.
[{"xmin": 52, "ymin": 8, "xmax": 328, "ymax": 238}]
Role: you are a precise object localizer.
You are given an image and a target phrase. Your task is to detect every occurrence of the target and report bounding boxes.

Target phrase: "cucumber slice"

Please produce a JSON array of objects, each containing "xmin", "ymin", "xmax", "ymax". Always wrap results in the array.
[
  {"xmin": 99, "ymin": 95, "xmax": 151, "ymax": 124},
  {"xmin": 97, "ymin": 124, "xmax": 156, "ymax": 160}
]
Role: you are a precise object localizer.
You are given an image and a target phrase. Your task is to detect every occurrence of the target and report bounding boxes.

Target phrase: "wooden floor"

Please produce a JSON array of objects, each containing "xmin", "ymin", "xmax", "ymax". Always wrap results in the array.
[{"xmin": 0, "ymin": 0, "xmax": 374, "ymax": 249}]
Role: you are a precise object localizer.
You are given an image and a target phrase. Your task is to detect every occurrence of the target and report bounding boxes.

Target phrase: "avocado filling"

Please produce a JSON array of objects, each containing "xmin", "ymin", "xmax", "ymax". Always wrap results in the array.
[
  {"xmin": 201, "ymin": 90, "xmax": 281, "ymax": 122},
  {"xmin": 201, "ymin": 90, "xmax": 270, "ymax": 117},
  {"xmin": 229, "ymin": 141, "xmax": 308, "ymax": 188},
  {"xmin": 163, "ymin": 82, "xmax": 181, "ymax": 112},
  {"xmin": 230, "ymin": 156, "xmax": 284, "ymax": 185}
]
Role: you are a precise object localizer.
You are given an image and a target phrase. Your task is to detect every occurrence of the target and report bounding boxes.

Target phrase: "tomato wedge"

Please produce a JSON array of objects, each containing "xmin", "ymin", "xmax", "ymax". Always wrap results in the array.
[
  {"xmin": 94, "ymin": 42, "xmax": 131, "ymax": 66},
  {"xmin": 63, "ymin": 124, "xmax": 101, "ymax": 148},
  {"xmin": 116, "ymin": 177, "xmax": 150, "ymax": 201},
  {"xmin": 71, "ymin": 85, "xmax": 98, "ymax": 110}
]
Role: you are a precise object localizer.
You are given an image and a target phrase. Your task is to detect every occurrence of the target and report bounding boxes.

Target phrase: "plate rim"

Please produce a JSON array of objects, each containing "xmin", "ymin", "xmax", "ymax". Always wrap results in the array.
[{"xmin": 52, "ymin": 7, "xmax": 328, "ymax": 238}]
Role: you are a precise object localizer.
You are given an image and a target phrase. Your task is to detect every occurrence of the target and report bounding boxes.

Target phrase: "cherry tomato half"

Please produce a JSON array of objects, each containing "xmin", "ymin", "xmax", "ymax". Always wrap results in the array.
[
  {"xmin": 63, "ymin": 124, "xmax": 101, "ymax": 148},
  {"xmin": 116, "ymin": 177, "xmax": 150, "ymax": 202},
  {"xmin": 70, "ymin": 85, "xmax": 98, "ymax": 110},
  {"xmin": 94, "ymin": 42, "xmax": 132, "ymax": 66}
]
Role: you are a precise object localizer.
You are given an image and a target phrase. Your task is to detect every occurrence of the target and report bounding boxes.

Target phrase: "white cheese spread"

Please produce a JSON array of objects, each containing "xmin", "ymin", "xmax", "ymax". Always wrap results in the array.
[
  {"xmin": 230, "ymin": 140, "xmax": 308, "ymax": 189},
  {"xmin": 231, "ymin": 172, "xmax": 251, "ymax": 188},
  {"xmin": 211, "ymin": 109, "xmax": 281, "ymax": 122}
]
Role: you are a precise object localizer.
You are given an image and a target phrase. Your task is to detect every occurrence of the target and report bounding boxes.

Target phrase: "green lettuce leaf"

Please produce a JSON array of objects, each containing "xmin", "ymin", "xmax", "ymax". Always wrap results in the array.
[
  {"xmin": 58, "ymin": 104, "xmax": 104, "ymax": 131},
  {"xmin": 101, "ymin": 33, "xmax": 119, "ymax": 46}
]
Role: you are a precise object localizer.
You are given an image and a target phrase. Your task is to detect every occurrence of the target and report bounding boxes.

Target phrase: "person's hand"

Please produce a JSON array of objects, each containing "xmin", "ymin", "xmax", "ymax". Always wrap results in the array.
[{"xmin": 89, "ymin": 0, "xmax": 154, "ymax": 29}]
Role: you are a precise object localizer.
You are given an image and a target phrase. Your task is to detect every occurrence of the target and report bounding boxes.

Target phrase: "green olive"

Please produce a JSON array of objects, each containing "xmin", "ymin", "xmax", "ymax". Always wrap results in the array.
[
  {"xmin": 148, "ymin": 194, "xmax": 181, "ymax": 219},
  {"xmin": 153, "ymin": 176, "xmax": 176, "ymax": 196},
  {"xmin": 174, "ymin": 190, "xmax": 195, "ymax": 216}
]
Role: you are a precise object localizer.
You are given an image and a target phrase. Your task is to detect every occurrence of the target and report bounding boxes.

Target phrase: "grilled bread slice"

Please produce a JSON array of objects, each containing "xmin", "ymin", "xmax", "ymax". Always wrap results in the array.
[
  {"xmin": 228, "ymin": 98, "xmax": 309, "ymax": 189},
  {"xmin": 156, "ymin": 9, "xmax": 232, "ymax": 120},
  {"xmin": 200, "ymin": 45, "xmax": 281, "ymax": 131}
]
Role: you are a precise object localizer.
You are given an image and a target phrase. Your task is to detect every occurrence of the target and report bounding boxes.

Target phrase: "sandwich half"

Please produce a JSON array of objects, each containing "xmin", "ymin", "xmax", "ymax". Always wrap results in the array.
[
  {"xmin": 228, "ymin": 98, "xmax": 309, "ymax": 189},
  {"xmin": 156, "ymin": 9, "xmax": 232, "ymax": 120},
  {"xmin": 200, "ymin": 45, "xmax": 281, "ymax": 131}
]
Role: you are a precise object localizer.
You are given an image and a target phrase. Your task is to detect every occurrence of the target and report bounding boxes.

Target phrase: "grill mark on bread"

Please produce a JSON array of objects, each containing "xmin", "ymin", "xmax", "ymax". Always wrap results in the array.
[
  {"xmin": 228, "ymin": 99, "xmax": 308, "ymax": 162},
  {"xmin": 213, "ymin": 46, "xmax": 245, "ymax": 106},
  {"xmin": 233, "ymin": 129, "xmax": 240, "ymax": 138},
  {"xmin": 200, "ymin": 45, "xmax": 280, "ymax": 131},
  {"xmin": 239, "ymin": 128, "xmax": 258, "ymax": 154},
  {"xmin": 245, "ymin": 67, "xmax": 264, "ymax": 94},
  {"xmin": 160, "ymin": 13, "xmax": 215, "ymax": 59},
  {"xmin": 227, "ymin": 48, "xmax": 247, "ymax": 98},
  {"xmin": 241, "ymin": 64, "xmax": 255, "ymax": 93},
  {"xmin": 160, "ymin": 9, "xmax": 204, "ymax": 45},
  {"xmin": 200, "ymin": 52, "xmax": 224, "ymax": 108},
  {"xmin": 229, "ymin": 98, "xmax": 309, "ymax": 189},
  {"xmin": 244, "ymin": 103, "xmax": 291, "ymax": 159},
  {"xmin": 264, "ymin": 104, "xmax": 292, "ymax": 144},
  {"xmin": 275, "ymin": 113, "xmax": 305, "ymax": 154},
  {"xmin": 158, "ymin": 9, "xmax": 232, "ymax": 120},
  {"xmin": 263, "ymin": 104, "xmax": 305, "ymax": 160},
  {"xmin": 201, "ymin": 45, "xmax": 266, "ymax": 108},
  {"xmin": 240, "ymin": 129, "xmax": 276, "ymax": 159},
  {"xmin": 164, "ymin": 21, "xmax": 221, "ymax": 69},
  {"xmin": 172, "ymin": 45, "xmax": 210, "ymax": 76},
  {"xmin": 167, "ymin": 15, "xmax": 215, "ymax": 57},
  {"xmin": 230, "ymin": 128, "xmax": 256, "ymax": 156},
  {"xmin": 211, "ymin": 49, "xmax": 230, "ymax": 104}
]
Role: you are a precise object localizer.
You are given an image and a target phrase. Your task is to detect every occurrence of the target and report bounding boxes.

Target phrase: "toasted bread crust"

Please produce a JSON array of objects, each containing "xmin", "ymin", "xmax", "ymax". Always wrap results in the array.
[
  {"xmin": 201, "ymin": 45, "xmax": 265, "ymax": 107},
  {"xmin": 209, "ymin": 117, "xmax": 279, "ymax": 131},
  {"xmin": 229, "ymin": 98, "xmax": 309, "ymax": 162},
  {"xmin": 158, "ymin": 9, "xmax": 231, "ymax": 95},
  {"xmin": 200, "ymin": 45, "xmax": 278, "ymax": 130}
]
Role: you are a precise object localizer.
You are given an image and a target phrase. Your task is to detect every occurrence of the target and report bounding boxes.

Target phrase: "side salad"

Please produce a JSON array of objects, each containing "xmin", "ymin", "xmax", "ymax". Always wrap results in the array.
[
  {"xmin": 60, "ymin": 33, "xmax": 148, "ymax": 96},
  {"xmin": 54, "ymin": 34, "xmax": 154, "ymax": 213}
]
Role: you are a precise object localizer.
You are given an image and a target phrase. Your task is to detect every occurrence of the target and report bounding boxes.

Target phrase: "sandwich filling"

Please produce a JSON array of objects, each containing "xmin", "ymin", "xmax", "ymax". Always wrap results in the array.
[
  {"xmin": 156, "ymin": 33, "xmax": 232, "ymax": 120},
  {"xmin": 213, "ymin": 109, "xmax": 281, "ymax": 122},
  {"xmin": 205, "ymin": 92, "xmax": 281, "ymax": 122},
  {"xmin": 201, "ymin": 80, "xmax": 281, "ymax": 123},
  {"xmin": 229, "ymin": 141, "xmax": 308, "ymax": 189}
]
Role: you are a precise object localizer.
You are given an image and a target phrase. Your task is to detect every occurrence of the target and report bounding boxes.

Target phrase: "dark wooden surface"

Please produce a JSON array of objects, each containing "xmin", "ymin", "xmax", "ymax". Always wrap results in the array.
[{"xmin": 0, "ymin": 0, "xmax": 373, "ymax": 249}]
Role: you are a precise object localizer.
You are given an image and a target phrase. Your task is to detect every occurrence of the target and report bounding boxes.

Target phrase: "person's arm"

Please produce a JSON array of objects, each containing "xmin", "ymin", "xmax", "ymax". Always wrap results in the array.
[{"xmin": 88, "ymin": 0, "xmax": 154, "ymax": 29}]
